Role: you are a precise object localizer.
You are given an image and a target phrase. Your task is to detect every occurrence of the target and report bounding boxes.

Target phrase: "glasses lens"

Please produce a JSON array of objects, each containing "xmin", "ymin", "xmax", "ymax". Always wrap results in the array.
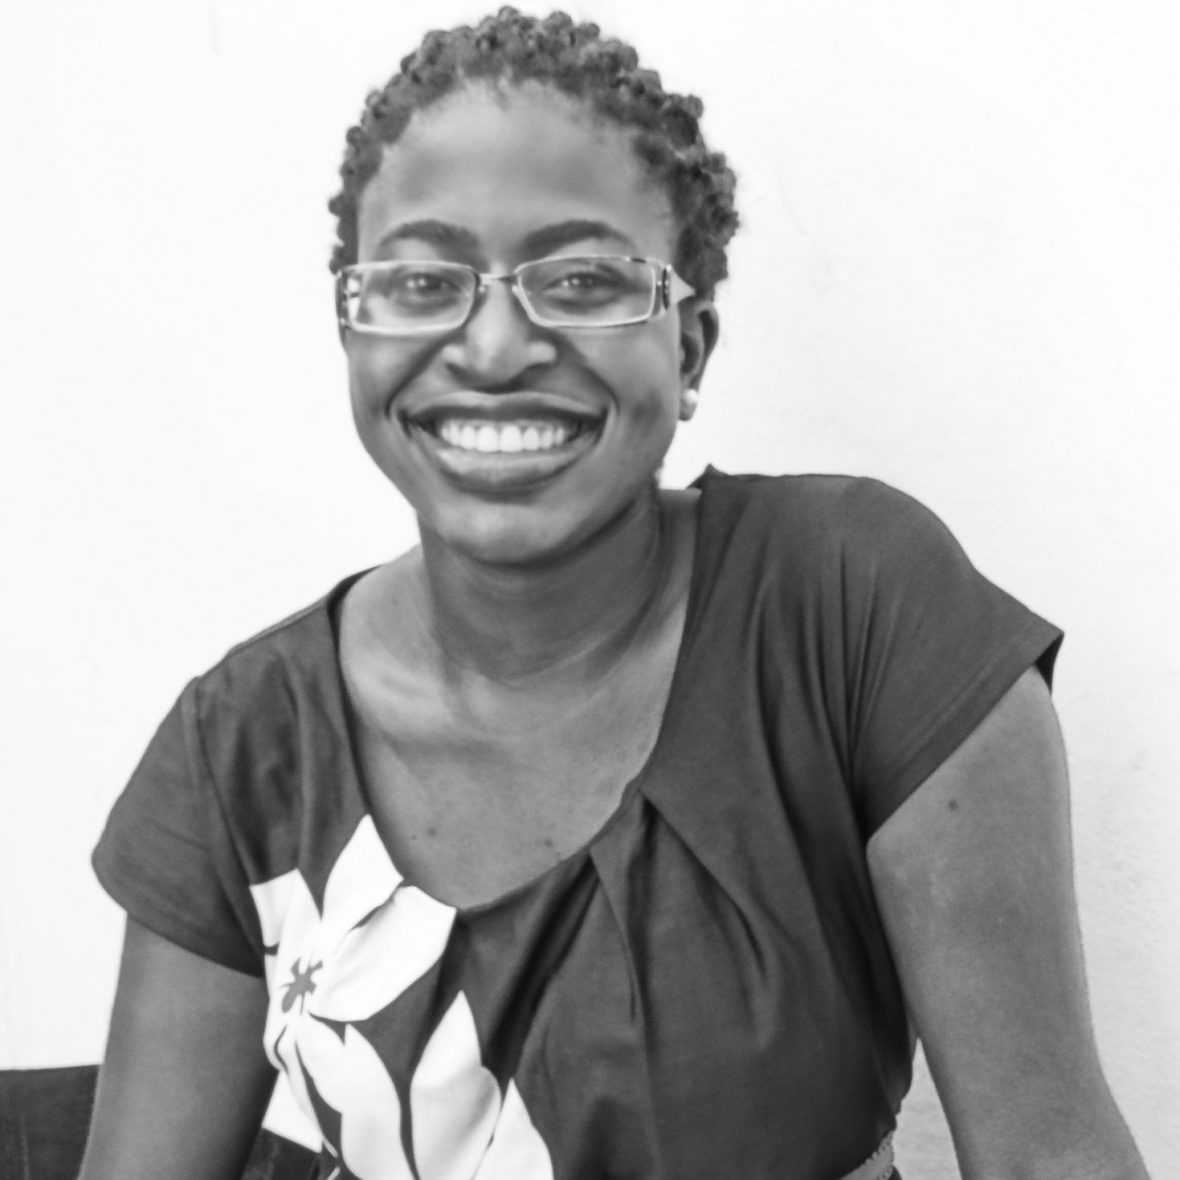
[
  {"xmin": 347, "ymin": 263, "xmax": 476, "ymax": 332},
  {"xmin": 520, "ymin": 257, "xmax": 657, "ymax": 325}
]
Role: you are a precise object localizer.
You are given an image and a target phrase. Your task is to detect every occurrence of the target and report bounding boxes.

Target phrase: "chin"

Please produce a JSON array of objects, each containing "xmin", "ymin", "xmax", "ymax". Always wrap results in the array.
[{"xmin": 423, "ymin": 503, "xmax": 595, "ymax": 570}]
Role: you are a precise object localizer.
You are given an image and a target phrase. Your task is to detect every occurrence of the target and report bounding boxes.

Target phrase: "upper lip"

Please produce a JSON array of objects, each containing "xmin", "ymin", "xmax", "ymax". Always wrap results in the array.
[{"xmin": 398, "ymin": 391, "xmax": 605, "ymax": 430}]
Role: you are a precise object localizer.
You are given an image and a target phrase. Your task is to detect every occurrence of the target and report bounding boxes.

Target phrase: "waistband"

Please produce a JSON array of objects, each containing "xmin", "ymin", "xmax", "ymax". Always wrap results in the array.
[{"xmin": 839, "ymin": 1133, "xmax": 895, "ymax": 1180}]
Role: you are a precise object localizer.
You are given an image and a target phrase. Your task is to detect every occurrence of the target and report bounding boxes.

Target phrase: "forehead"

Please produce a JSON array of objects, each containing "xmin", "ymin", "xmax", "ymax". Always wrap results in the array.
[{"xmin": 356, "ymin": 84, "xmax": 677, "ymax": 261}]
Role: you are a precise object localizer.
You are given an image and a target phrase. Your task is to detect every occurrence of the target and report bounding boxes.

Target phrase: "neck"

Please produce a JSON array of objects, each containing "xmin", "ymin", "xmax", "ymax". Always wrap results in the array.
[{"xmin": 414, "ymin": 490, "xmax": 672, "ymax": 687}]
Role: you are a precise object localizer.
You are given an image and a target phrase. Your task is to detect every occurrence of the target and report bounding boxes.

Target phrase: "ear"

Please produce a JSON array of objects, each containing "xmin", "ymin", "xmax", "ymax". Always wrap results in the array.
[
  {"xmin": 335, "ymin": 282, "xmax": 350, "ymax": 348},
  {"xmin": 677, "ymin": 298, "xmax": 720, "ymax": 419}
]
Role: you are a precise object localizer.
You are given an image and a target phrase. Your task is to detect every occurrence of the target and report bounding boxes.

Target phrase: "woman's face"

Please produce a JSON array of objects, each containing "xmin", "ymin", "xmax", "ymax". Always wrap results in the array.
[{"xmin": 348, "ymin": 84, "xmax": 715, "ymax": 567}]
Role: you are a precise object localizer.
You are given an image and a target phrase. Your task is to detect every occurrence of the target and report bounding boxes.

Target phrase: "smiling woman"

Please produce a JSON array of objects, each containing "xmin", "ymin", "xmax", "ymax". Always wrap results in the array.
[{"xmin": 77, "ymin": 9, "xmax": 1149, "ymax": 1180}]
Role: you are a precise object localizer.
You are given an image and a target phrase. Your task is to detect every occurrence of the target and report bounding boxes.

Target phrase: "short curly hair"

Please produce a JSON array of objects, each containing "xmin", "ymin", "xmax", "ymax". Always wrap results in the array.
[{"xmin": 328, "ymin": 8, "xmax": 739, "ymax": 299}]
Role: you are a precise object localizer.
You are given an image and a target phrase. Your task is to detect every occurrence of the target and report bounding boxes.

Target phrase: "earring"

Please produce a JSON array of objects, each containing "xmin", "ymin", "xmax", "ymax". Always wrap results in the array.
[{"xmin": 679, "ymin": 388, "xmax": 700, "ymax": 421}]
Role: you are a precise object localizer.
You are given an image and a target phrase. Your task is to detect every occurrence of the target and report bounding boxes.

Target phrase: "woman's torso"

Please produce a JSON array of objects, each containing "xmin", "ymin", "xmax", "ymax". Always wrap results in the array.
[
  {"xmin": 93, "ymin": 471, "xmax": 1068, "ymax": 1177},
  {"xmin": 196, "ymin": 471, "xmax": 916, "ymax": 1178}
]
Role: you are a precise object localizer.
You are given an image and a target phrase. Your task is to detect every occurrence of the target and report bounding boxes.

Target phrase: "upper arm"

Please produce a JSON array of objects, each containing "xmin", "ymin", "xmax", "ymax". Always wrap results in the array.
[
  {"xmin": 867, "ymin": 669, "xmax": 1146, "ymax": 1180},
  {"xmin": 79, "ymin": 917, "xmax": 277, "ymax": 1180}
]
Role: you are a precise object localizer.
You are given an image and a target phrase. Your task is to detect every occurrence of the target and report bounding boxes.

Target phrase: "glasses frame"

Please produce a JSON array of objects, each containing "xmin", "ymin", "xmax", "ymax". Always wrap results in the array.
[{"xmin": 335, "ymin": 255, "xmax": 696, "ymax": 336}]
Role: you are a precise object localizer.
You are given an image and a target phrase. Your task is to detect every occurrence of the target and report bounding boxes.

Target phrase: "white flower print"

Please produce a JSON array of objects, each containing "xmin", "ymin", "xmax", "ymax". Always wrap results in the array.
[
  {"xmin": 407, "ymin": 992, "xmax": 554, "ymax": 1180},
  {"xmin": 249, "ymin": 815, "xmax": 554, "ymax": 1180},
  {"xmin": 410, "ymin": 993, "xmax": 500, "ymax": 1179},
  {"xmin": 477, "ymin": 1081, "xmax": 556, "ymax": 1177},
  {"xmin": 408, "ymin": 992, "xmax": 554, "ymax": 1180}
]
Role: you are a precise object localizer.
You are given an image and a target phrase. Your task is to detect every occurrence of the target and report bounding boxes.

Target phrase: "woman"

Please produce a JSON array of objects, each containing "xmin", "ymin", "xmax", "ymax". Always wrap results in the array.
[{"xmin": 80, "ymin": 10, "xmax": 1148, "ymax": 1179}]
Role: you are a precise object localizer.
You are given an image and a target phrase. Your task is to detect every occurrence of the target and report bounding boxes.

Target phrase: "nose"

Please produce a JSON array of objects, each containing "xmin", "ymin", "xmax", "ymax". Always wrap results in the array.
[{"xmin": 440, "ymin": 278, "xmax": 558, "ymax": 387}]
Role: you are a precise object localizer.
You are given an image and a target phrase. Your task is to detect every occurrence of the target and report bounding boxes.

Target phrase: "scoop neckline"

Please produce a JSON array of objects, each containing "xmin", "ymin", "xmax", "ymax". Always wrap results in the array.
[{"xmin": 321, "ymin": 476, "xmax": 720, "ymax": 918}]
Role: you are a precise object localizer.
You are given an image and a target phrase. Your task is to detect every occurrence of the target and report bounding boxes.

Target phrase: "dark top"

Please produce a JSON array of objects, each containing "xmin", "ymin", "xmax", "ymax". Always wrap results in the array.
[{"xmin": 93, "ymin": 470, "xmax": 1062, "ymax": 1180}]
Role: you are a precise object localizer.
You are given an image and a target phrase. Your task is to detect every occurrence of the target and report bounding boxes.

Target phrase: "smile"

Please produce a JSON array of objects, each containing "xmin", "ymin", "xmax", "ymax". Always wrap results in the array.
[
  {"xmin": 404, "ymin": 409, "xmax": 603, "ymax": 491},
  {"xmin": 431, "ymin": 418, "xmax": 590, "ymax": 454}
]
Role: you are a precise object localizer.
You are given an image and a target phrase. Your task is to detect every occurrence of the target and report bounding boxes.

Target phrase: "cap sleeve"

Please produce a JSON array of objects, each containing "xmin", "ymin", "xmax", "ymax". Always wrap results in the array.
[
  {"xmin": 92, "ymin": 681, "xmax": 264, "ymax": 975},
  {"xmin": 832, "ymin": 480, "xmax": 1064, "ymax": 835}
]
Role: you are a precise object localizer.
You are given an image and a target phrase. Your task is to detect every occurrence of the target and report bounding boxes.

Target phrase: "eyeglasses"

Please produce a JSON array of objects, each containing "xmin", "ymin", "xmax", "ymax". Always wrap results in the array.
[{"xmin": 336, "ymin": 255, "xmax": 695, "ymax": 336}]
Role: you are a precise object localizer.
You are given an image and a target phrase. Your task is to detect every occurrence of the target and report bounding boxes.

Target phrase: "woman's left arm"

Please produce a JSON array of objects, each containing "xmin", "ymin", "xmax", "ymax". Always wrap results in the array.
[{"xmin": 867, "ymin": 667, "xmax": 1150, "ymax": 1180}]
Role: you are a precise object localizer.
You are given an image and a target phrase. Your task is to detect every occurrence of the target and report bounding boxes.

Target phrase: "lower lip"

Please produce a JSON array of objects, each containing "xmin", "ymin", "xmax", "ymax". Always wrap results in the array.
[{"xmin": 408, "ymin": 423, "xmax": 601, "ymax": 492}]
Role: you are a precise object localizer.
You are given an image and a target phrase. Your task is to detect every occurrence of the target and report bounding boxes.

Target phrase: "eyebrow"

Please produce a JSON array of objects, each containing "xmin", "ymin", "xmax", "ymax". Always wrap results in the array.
[
  {"xmin": 373, "ymin": 218, "xmax": 638, "ymax": 258},
  {"xmin": 374, "ymin": 220, "xmax": 479, "ymax": 253},
  {"xmin": 520, "ymin": 219, "xmax": 638, "ymax": 257}
]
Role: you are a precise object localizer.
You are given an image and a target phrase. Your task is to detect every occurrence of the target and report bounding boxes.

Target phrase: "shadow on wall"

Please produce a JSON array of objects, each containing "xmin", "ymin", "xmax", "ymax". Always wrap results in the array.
[{"xmin": 0, "ymin": 1067, "xmax": 317, "ymax": 1180}]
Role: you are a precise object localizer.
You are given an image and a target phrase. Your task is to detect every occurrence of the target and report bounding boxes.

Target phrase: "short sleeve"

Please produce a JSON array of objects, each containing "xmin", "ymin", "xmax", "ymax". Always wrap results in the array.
[
  {"xmin": 834, "ymin": 480, "xmax": 1064, "ymax": 834},
  {"xmin": 92, "ymin": 682, "xmax": 264, "ymax": 975}
]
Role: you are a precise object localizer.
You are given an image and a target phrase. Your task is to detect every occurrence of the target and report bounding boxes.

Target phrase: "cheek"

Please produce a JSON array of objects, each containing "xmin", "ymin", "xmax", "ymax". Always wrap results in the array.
[
  {"xmin": 581, "ymin": 331, "xmax": 682, "ymax": 415},
  {"xmin": 347, "ymin": 344, "xmax": 396, "ymax": 421},
  {"xmin": 345, "ymin": 347, "xmax": 416, "ymax": 482},
  {"xmin": 346, "ymin": 340, "xmax": 434, "ymax": 440}
]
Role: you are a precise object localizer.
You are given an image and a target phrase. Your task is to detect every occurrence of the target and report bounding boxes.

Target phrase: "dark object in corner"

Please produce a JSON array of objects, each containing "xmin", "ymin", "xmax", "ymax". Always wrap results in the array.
[{"xmin": 0, "ymin": 1066, "xmax": 318, "ymax": 1179}]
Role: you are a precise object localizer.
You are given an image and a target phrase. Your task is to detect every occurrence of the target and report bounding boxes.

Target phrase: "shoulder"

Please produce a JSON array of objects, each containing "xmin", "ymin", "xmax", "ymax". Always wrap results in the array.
[
  {"xmin": 175, "ymin": 573, "xmax": 374, "ymax": 878},
  {"xmin": 692, "ymin": 467, "xmax": 954, "ymax": 570},
  {"xmin": 166, "ymin": 571, "xmax": 371, "ymax": 810},
  {"xmin": 694, "ymin": 465, "xmax": 931, "ymax": 521},
  {"xmin": 190, "ymin": 571, "xmax": 367, "ymax": 717}
]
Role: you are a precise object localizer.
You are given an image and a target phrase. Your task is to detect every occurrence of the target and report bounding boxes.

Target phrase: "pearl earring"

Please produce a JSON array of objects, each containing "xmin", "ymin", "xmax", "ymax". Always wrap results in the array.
[{"xmin": 680, "ymin": 388, "xmax": 700, "ymax": 421}]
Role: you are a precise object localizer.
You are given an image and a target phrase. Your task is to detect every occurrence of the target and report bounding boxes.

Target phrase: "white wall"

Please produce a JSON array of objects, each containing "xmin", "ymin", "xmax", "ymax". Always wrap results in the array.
[{"xmin": 2, "ymin": 1, "xmax": 1177, "ymax": 1175}]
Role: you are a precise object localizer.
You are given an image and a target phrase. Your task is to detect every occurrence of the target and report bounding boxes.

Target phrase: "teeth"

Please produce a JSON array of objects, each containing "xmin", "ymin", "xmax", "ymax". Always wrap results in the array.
[{"xmin": 432, "ymin": 419, "xmax": 583, "ymax": 454}]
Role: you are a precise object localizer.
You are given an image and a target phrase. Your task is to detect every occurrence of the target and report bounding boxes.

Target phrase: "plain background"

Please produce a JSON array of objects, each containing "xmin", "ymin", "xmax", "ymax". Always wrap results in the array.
[{"xmin": 1, "ymin": 0, "xmax": 1177, "ymax": 1175}]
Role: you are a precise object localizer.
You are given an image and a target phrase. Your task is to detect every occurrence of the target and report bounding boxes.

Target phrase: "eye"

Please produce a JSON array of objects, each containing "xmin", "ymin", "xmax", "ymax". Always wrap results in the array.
[
  {"xmin": 364, "ymin": 264, "xmax": 469, "ymax": 310},
  {"xmin": 554, "ymin": 268, "xmax": 621, "ymax": 290},
  {"xmin": 399, "ymin": 269, "xmax": 461, "ymax": 296},
  {"xmin": 548, "ymin": 264, "xmax": 626, "ymax": 292},
  {"xmin": 534, "ymin": 259, "xmax": 634, "ymax": 308}
]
